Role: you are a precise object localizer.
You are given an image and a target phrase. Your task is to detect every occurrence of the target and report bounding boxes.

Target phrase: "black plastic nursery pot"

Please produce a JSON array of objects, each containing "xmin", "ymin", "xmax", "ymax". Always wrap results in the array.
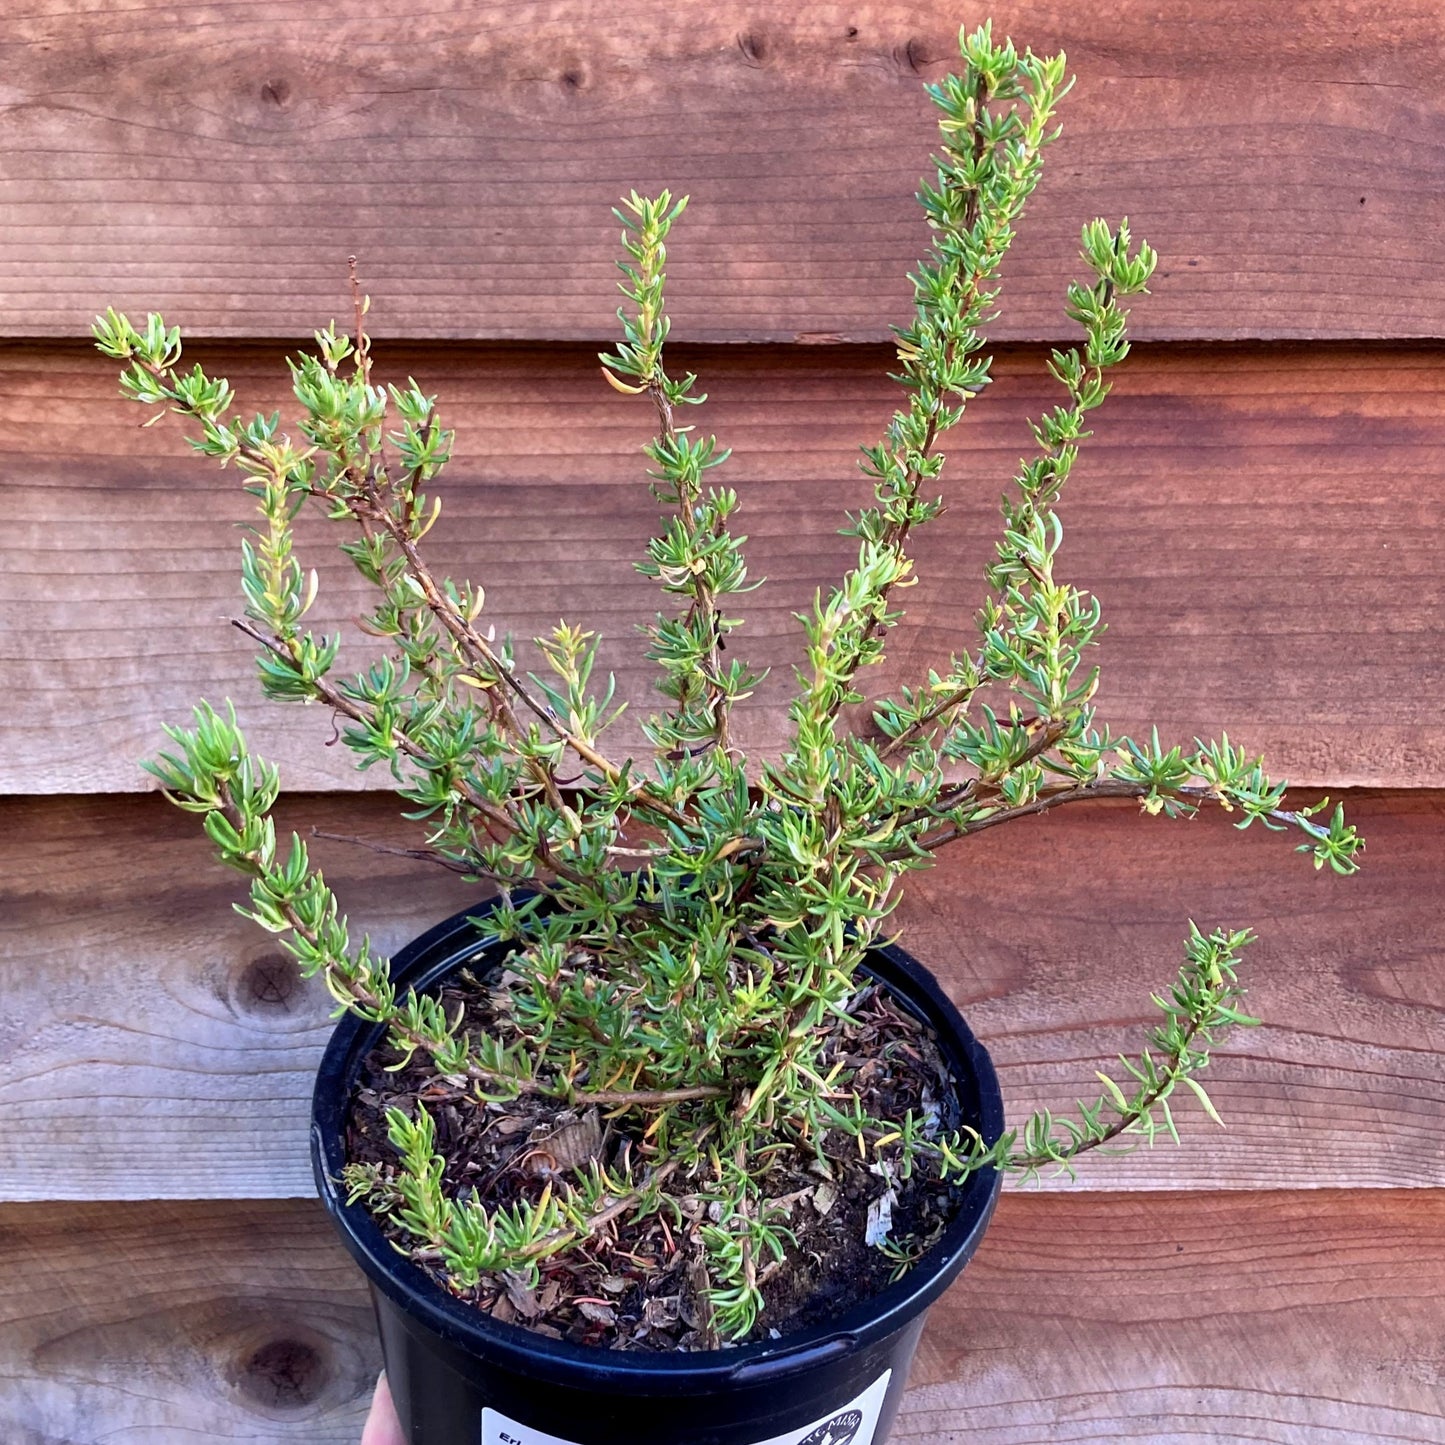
[{"xmin": 312, "ymin": 900, "xmax": 1005, "ymax": 1445}]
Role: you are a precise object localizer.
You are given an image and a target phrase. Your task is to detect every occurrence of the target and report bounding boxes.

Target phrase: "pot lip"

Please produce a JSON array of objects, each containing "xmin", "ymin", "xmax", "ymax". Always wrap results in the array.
[{"xmin": 311, "ymin": 895, "xmax": 1004, "ymax": 1390}]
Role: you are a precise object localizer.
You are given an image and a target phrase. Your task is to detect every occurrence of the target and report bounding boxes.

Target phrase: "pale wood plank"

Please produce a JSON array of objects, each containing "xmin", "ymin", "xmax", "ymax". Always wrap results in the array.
[
  {"xmin": 0, "ymin": 1199, "xmax": 378, "ymax": 1443},
  {"xmin": 3, "ymin": 1191, "xmax": 1441, "ymax": 1443},
  {"xmin": 3, "ymin": 342, "xmax": 1441, "ymax": 793},
  {"xmin": 1, "ymin": 790, "xmax": 1438, "ymax": 1200},
  {"xmin": 2, "ymin": 2, "xmax": 1443, "ymax": 341},
  {"xmin": 896, "ymin": 1190, "xmax": 1445, "ymax": 1445}
]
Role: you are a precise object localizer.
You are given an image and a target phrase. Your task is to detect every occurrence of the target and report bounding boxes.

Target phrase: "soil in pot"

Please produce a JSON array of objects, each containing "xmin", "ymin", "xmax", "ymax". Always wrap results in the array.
[
  {"xmin": 343, "ymin": 954, "xmax": 977, "ymax": 1352},
  {"xmin": 315, "ymin": 905, "xmax": 1003, "ymax": 1445}
]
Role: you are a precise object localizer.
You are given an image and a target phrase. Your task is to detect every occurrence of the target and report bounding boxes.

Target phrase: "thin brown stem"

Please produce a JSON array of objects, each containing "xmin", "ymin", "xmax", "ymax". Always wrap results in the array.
[
  {"xmin": 901, "ymin": 779, "xmax": 1153, "ymax": 856},
  {"xmin": 576, "ymin": 1083, "xmax": 727, "ymax": 1108},
  {"xmin": 1008, "ymin": 1011, "xmax": 1208, "ymax": 1173},
  {"xmin": 262, "ymin": 836, "xmax": 722, "ymax": 1113},
  {"xmin": 346, "ymin": 257, "xmax": 372, "ymax": 387},
  {"xmin": 363, "ymin": 491, "xmax": 693, "ymax": 830},
  {"xmin": 878, "ymin": 671, "xmax": 981, "ymax": 761},
  {"xmin": 892, "ymin": 777, "xmax": 1311, "ymax": 860},
  {"xmin": 821, "ymin": 78, "xmax": 998, "ymax": 719},
  {"xmin": 354, "ymin": 490, "xmax": 553, "ymax": 736},
  {"xmin": 646, "ymin": 373, "xmax": 730, "ymax": 753},
  {"xmin": 263, "ymin": 890, "xmax": 539, "ymax": 1099},
  {"xmin": 230, "ymin": 618, "xmax": 593, "ymax": 882},
  {"xmin": 311, "ymin": 828, "xmax": 479, "ymax": 876},
  {"xmin": 733, "ymin": 1137, "xmax": 757, "ymax": 1304},
  {"xmin": 688, "ymin": 1236, "xmax": 721, "ymax": 1350},
  {"xmin": 879, "ymin": 324, "xmax": 1114, "ymax": 763}
]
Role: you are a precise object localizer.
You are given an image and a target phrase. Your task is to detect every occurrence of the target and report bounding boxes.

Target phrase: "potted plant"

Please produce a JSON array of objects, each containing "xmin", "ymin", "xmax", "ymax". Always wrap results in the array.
[{"xmin": 92, "ymin": 22, "xmax": 1361, "ymax": 1445}]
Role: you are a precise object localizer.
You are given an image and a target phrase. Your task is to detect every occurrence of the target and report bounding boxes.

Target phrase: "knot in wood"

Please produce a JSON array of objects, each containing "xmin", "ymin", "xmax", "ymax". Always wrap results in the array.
[
  {"xmin": 237, "ymin": 1336, "xmax": 326, "ymax": 1409},
  {"xmin": 233, "ymin": 953, "xmax": 301, "ymax": 1016}
]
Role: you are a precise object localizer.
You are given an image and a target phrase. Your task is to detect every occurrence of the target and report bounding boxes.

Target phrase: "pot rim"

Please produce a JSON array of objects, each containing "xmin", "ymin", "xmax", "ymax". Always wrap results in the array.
[{"xmin": 312, "ymin": 896, "xmax": 1004, "ymax": 1392}]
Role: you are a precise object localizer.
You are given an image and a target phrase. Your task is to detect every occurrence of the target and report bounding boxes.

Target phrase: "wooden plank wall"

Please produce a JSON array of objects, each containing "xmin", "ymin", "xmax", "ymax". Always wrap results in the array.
[{"xmin": 2, "ymin": 3, "xmax": 1441, "ymax": 1441}]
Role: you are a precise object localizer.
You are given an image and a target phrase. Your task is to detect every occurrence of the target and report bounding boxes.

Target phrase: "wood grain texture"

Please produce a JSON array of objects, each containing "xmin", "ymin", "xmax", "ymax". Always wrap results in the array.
[
  {"xmin": 0, "ymin": 1199, "xmax": 379, "ymax": 1443},
  {"xmin": 1, "ymin": 2, "xmax": 1442, "ymax": 342},
  {"xmin": 897, "ymin": 1189, "xmax": 1445, "ymax": 1445},
  {"xmin": 3, "ymin": 789, "xmax": 1440, "ymax": 1201},
  {"xmin": 4, "ymin": 340, "xmax": 1441, "ymax": 794},
  {"xmin": 3, "ymin": 1190, "xmax": 1442, "ymax": 1443}
]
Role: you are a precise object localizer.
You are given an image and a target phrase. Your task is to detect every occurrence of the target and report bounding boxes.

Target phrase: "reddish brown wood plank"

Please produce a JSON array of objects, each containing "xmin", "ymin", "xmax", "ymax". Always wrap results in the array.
[
  {"xmin": 1, "ymin": 790, "xmax": 1438, "ymax": 1200},
  {"xmin": 897, "ymin": 1190, "xmax": 1445, "ymax": 1444},
  {"xmin": 897, "ymin": 788, "xmax": 1445, "ymax": 1195},
  {"xmin": 1, "ymin": 341, "xmax": 1439, "ymax": 793},
  {"xmin": 1, "ymin": 2, "xmax": 1443, "ymax": 341},
  {"xmin": 3, "ymin": 1191, "xmax": 1441, "ymax": 1443}
]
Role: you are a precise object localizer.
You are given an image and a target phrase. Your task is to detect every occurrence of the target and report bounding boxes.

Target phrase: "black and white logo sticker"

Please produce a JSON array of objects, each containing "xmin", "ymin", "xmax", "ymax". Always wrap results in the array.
[
  {"xmin": 480, "ymin": 1367, "xmax": 891, "ymax": 1445},
  {"xmin": 797, "ymin": 1407, "xmax": 865, "ymax": 1445}
]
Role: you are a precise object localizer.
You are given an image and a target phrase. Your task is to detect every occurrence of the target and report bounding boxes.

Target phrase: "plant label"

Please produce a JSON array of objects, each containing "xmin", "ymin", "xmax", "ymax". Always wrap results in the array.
[{"xmin": 480, "ymin": 1367, "xmax": 892, "ymax": 1445}]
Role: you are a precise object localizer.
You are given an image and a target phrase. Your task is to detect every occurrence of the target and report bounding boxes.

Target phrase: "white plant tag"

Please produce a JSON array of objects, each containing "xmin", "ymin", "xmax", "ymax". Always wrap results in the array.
[
  {"xmin": 746, "ymin": 1368, "xmax": 892, "ymax": 1445},
  {"xmin": 480, "ymin": 1367, "xmax": 892, "ymax": 1445}
]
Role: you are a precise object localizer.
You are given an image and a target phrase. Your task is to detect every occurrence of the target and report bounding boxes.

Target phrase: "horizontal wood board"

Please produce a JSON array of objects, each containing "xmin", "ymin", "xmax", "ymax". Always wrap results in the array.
[
  {"xmin": 2, "ymin": 1190, "xmax": 1442, "ymax": 1443},
  {"xmin": 4, "ymin": 341, "xmax": 1442, "ymax": 794},
  {"xmin": 2, "ymin": 2, "xmax": 1444, "ymax": 341},
  {"xmin": 3, "ymin": 789, "xmax": 1440, "ymax": 1200}
]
